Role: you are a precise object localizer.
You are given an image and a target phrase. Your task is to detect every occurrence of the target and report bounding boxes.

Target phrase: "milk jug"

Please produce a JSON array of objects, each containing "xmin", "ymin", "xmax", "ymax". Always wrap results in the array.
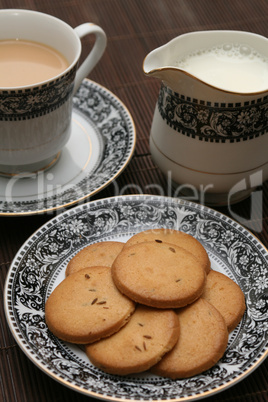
[{"xmin": 143, "ymin": 30, "xmax": 268, "ymax": 205}]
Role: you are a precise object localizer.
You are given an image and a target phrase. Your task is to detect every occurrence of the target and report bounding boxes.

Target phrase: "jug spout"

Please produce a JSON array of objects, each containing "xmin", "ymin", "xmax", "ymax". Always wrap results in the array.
[
  {"xmin": 143, "ymin": 50, "xmax": 190, "ymax": 94},
  {"xmin": 143, "ymin": 40, "xmax": 184, "ymax": 84},
  {"xmin": 143, "ymin": 48, "xmax": 167, "ymax": 78},
  {"xmin": 143, "ymin": 33, "xmax": 213, "ymax": 94},
  {"xmin": 144, "ymin": 30, "xmax": 268, "ymax": 96},
  {"xmin": 143, "ymin": 43, "xmax": 207, "ymax": 97}
]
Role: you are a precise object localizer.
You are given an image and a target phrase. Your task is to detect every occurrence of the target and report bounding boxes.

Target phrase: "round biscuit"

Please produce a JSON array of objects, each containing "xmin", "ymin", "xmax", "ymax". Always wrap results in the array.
[
  {"xmin": 112, "ymin": 241, "xmax": 206, "ymax": 308},
  {"xmin": 66, "ymin": 241, "xmax": 124, "ymax": 276},
  {"xmin": 201, "ymin": 270, "xmax": 246, "ymax": 332},
  {"xmin": 152, "ymin": 298, "xmax": 229, "ymax": 378},
  {"xmin": 85, "ymin": 305, "xmax": 180, "ymax": 375},
  {"xmin": 45, "ymin": 266, "xmax": 135, "ymax": 344},
  {"xmin": 124, "ymin": 229, "xmax": 210, "ymax": 274}
]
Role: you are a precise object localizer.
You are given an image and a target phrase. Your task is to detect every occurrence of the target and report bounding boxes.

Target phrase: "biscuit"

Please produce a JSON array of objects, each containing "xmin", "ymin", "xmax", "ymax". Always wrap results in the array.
[
  {"xmin": 152, "ymin": 298, "xmax": 228, "ymax": 379},
  {"xmin": 66, "ymin": 241, "xmax": 124, "ymax": 276},
  {"xmin": 85, "ymin": 305, "xmax": 180, "ymax": 375},
  {"xmin": 112, "ymin": 241, "xmax": 206, "ymax": 308},
  {"xmin": 124, "ymin": 229, "xmax": 210, "ymax": 274},
  {"xmin": 201, "ymin": 270, "xmax": 246, "ymax": 332},
  {"xmin": 45, "ymin": 266, "xmax": 135, "ymax": 344}
]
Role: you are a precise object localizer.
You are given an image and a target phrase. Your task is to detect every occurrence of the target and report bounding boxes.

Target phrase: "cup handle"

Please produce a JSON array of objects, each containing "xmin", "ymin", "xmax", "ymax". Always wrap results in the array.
[{"xmin": 73, "ymin": 23, "xmax": 107, "ymax": 93}]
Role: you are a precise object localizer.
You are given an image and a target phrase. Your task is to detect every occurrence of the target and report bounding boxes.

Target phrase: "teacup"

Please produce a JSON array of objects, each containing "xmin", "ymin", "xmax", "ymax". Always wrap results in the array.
[
  {"xmin": 0, "ymin": 9, "xmax": 107, "ymax": 175},
  {"xmin": 144, "ymin": 30, "xmax": 268, "ymax": 205}
]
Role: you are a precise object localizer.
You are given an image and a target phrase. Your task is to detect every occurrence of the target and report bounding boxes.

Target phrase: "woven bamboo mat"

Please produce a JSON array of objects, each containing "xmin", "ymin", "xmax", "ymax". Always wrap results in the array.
[{"xmin": 0, "ymin": 0, "xmax": 267, "ymax": 401}]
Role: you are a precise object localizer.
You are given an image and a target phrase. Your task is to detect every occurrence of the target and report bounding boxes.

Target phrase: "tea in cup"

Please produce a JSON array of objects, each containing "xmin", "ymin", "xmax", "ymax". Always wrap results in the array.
[
  {"xmin": 0, "ymin": 39, "xmax": 69, "ymax": 87},
  {"xmin": 0, "ymin": 9, "xmax": 107, "ymax": 175},
  {"xmin": 144, "ymin": 30, "xmax": 268, "ymax": 205}
]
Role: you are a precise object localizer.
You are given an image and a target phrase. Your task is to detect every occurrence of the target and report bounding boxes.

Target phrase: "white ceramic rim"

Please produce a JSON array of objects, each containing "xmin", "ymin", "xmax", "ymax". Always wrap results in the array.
[{"xmin": 143, "ymin": 30, "xmax": 268, "ymax": 95}]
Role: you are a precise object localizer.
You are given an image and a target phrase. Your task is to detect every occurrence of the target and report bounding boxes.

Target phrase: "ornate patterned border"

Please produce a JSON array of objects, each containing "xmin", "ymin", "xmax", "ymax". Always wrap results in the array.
[
  {"xmin": 0, "ymin": 65, "xmax": 77, "ymax": 121},
  {"xmin": 158, "ymin": 84, "xmax": 268, "ymax": 142}
]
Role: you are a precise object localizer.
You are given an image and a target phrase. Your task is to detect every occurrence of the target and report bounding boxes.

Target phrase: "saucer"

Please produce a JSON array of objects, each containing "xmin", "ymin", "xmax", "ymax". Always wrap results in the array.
[{"xmin": 0, "ymin": 79, "xmax": 136, "ymax": 216}]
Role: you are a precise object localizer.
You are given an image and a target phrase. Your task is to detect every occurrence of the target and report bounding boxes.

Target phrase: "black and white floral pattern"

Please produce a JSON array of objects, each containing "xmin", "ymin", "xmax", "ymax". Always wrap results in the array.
[
  {"xmin": 158, "ymin": 84, "xmax": 268, "ymax": 142},
  {"xmin": 5, "ymin": 195, "xmax": 268, "ymax": 401},
  {"xmin": 0, "ymin": 66, "xmax": 77, "ymax": 120},
  {"xmin": 0, "ymin": 80, "xmax": 135, "ymax": 215}
]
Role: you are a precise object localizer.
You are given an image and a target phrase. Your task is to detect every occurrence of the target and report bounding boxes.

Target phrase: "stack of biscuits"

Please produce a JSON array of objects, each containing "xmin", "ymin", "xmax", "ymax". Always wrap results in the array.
[{"xmin": 45, "ymin": 229, "xmax": 246, "ymax": 379}]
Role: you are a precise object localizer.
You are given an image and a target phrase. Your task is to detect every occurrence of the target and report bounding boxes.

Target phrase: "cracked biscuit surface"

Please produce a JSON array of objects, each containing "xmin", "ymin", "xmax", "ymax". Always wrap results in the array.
[
  {"xmin": 85, "ymin": 304, "xmax": 180, "ymax": 375},
  {"xmin": 112, "ymin": 241, "xmax": 206, "ymax": 308},
  {"xmin": 45, "ymin": 266, "xmax": 135, "ymax": 344},
  {"xmin": 66, "ymin": 241, "xmax": 124, "ymax": 276},
  {"xmin": 201, "ymin": 270, "xmax": 246, "ymax": 332},
  {"xmin": 124, "ymin": 229, "xmax": 211, "ymax": 274},
  {"xmin": 152, "ymin": 298, "xmax": 229, "ymax": 379}
]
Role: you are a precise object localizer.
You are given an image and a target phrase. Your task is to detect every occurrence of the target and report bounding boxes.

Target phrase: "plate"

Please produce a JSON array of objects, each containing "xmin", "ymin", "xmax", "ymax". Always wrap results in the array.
[
  {"xmin": 4, "ymin": 195, "xmax": 268, "ymax": 401},
  {"xmin": 0, "ymin": 80, "xmax": 135, "ymax": 216}
]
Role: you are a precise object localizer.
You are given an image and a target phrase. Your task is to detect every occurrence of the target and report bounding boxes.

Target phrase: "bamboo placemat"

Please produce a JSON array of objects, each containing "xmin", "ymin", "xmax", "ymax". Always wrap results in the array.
[{"xmin": 0, "ymin": 0, "xmax": 267, "ymax": 401}]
